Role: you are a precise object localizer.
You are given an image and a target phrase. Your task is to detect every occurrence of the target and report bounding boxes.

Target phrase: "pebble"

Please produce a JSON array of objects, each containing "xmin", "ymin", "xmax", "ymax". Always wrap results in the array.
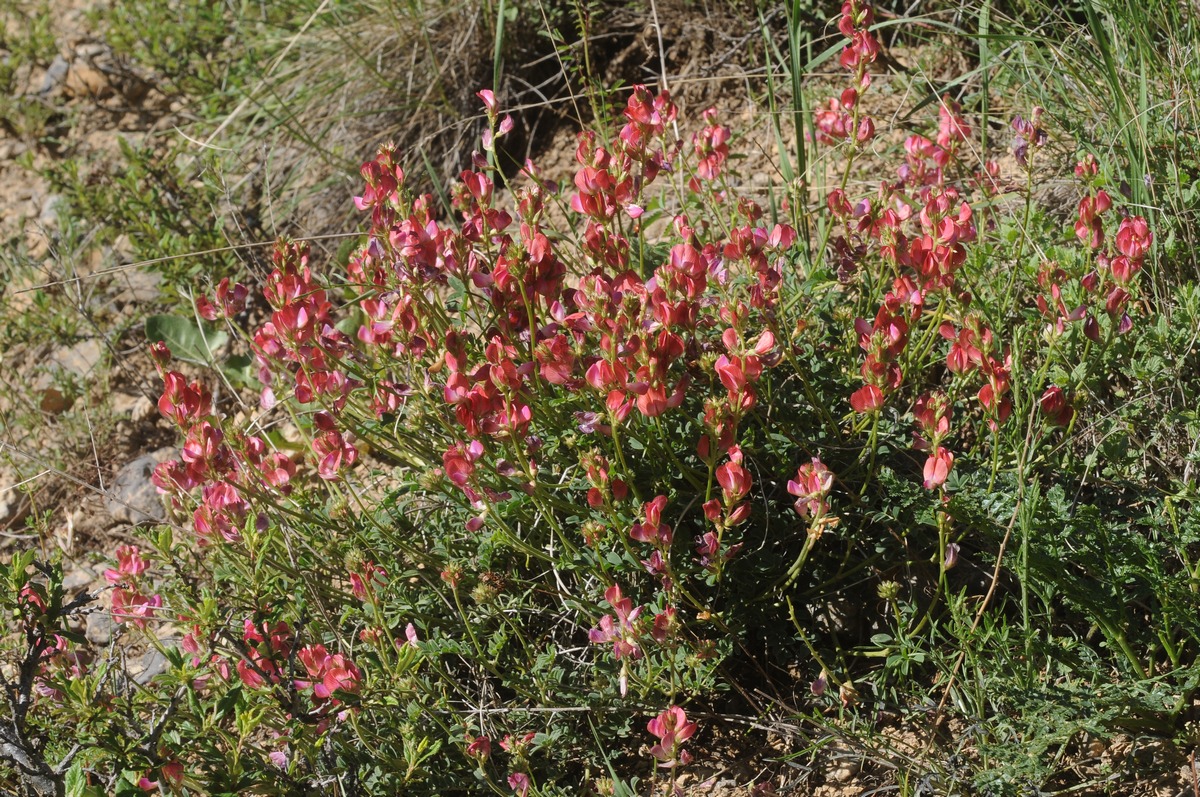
[
  {"xmin": 85, "ymin": 611, "xmax": 116, "ymax": 645},
  {"xmin": 39, "ymin": 55, "xmax": 69, "ymax": 95},
  {"xmin": 105, "ymin": 448, "xmax": 174, "ymax": 525},
  {"xmin": 131, "ymin": 648, "xmax": 170, "ymax": 685},
  {"xmin": 61, "ymin": 566, "xmax": 95, "ymax": 591}
]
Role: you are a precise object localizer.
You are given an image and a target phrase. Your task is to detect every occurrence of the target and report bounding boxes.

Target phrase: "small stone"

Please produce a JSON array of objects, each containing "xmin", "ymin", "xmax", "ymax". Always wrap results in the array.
[
  {"xmin": 51, "ymin": 338, "xmax": 104, "ymax": 379},
  {"xmin": 38, "ymin": 194, "xmax": 63, "ymax": 228},
  {"xmin": 61, "ymin": 567, "xmax": 95, "ymax": 591},
  {"xmin": 73, "ymin": 42, "xmax": 108, "ymax": 60},
  {"xmin": 105, "ymin": 449, "xmax": 174, "ymax": 525},
  {"xmin": 131, "ymin": 648, "xmax": 170, "ymax": 685},
  {"xmin": 825, "ymin": 761, "xmax": 859, "ymax": 784},
  {"xmin": 39, "ymin": 55, "xmax": 69, "ymax": 95},
  {"xmin": 85, "ymin": 611, "xmax": 116, "ymax": 645},
  {"xmin": 64, "ymin": 63, "xmax": 113, "ymax": 99}
]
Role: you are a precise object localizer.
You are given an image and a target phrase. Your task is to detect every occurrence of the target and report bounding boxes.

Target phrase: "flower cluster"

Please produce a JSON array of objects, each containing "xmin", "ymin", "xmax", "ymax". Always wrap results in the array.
[
  {"xmin": 105, "ymin": 545, "xmax": 161, "ymax": 629},
  {"xmin": 112, "ymin": 20, "xmax": 1164, "ymax": 790},
  {"xmin": 647, "ymin": 706, "xmax": 697, "ymax": 768},
  {"xmin": 814, "ymin": 1, "xmax": 879, "ymax": 145}
]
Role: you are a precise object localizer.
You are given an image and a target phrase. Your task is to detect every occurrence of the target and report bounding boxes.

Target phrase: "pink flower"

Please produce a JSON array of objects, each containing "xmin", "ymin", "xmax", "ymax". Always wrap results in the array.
[
  {"xmin": 647, "ymin": 706, "xmax": 698, "ymax": 767},
  {"xmin": 588, "ymin": 584, "xmax": 643, "ymax": 665},
  {"xmin": 466, "ymin": 734, "xmax": 492, "ymax": 763},
  {"xmin": 296, "ymin": 644, "xmax": 361, "ymax": 700},
  {"xmin": 922, "ymin": 447, "xmax": 954, "ymax": 490},
  {"xmin": 1115, "ymin": 215, "xmax": 1152, "ymax": 261},
  {"xmin": 158, "ymin": 372, "xmax": 212, "ymax": 427},
  {"xmin": 500, "ymin": 732, "xmax": 536, "ymax": 756},
  {"xmin": 111, "ymin": 588, "xmax": 161, "ymax": 629},
  {"xmin": 850, "ymin": 384, "xmax": 885, "ymax": 413},
  {"xmin": 788, "ymin": 459, "xmax": 833, "ymax": 519},
  {"xmin": 104, "ymin": 545, "xmax": 150, "ymax": 584},
  {"xmin": 630, "ymin": 495, "xmax": 672, "ymax": 546},
  {"xmin": 716, "ymin": 447, "xmax": 752, "ymax": 505},
  {"xmin": 349, "ymin": 561, "xmax": 387, "ymax": 601},
  {"xmin": 477, "ymin": 89, "xmax": 498, "ymax": 115},
  {"xmin": 1039, "ymin": 386, "xmax": 1074, "ymax": 427},
  {"xmin": 913, "ymin": 392, "xmax": 952, "ymax": 441},
  {"xmin": 508, "ymin": 772, "xmax": 531, "ymax": 797},
  {"xmin": 443, "ymin": 440, "xmax": 485, "ymax": 489}
]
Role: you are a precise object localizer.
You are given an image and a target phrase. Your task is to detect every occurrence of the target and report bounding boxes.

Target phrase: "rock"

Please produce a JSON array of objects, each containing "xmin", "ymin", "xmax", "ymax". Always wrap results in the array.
[
  {"xmin": 110, "ymin": 392, "xmax": 139, "ymax": 416},
  {"xmin": 61, "ymin": 566, "xmax": 95, "ymax": 591},
  {"xmin": 0, "ymin": 494, "xmax": 30, "ymax": 530},
  {"xmin": 39, "ymin": 55, "xmax": 69, "ymax": 95},
  {"xmin": 64, "ymin": 63, "xmax": 113, "ymax": 99},
  {"xmin": 85, "ymin": 611, "xmax": 116, "ymax": 645},
  {"xmin": 0, "ymin": 468, "xmax": 30, "ymax": 529},
  {"xmin": 105, "ymin": 449, "xmax": 174, "ymax": 525},
  {"xmin": 111, "ymin": 393, "xmax": 154, "ymax": 421},
  {"xmin": 130, "ymin": 395, "xmax": 155, "ymax": 423},
  {"xmin": 51, "ymin": 338, "xmax": 104, "ymax": 378},
  {"xmin": 111, "ymin": 268, "xmax": 161, "ymax": 304},
  {"xmin": 131, "ymin": 648, "xmax": 170, "ymax": 685},
  {"xmin": 38, "ymin": 194, "xmax": 62, "ymax": 228}
]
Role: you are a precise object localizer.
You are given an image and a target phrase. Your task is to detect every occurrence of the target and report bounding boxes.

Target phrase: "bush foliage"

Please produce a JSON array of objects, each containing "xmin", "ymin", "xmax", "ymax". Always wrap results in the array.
[{"xmin": 5, "ymin": 2, "xmax": 1200, "ymax": 795}]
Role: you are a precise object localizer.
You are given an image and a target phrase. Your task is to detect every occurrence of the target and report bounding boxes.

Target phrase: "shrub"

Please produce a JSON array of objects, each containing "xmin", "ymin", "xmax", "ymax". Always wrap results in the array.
[{"xmin": 5, "ymin": 2, "xmax": 1193, "ymax": 794}]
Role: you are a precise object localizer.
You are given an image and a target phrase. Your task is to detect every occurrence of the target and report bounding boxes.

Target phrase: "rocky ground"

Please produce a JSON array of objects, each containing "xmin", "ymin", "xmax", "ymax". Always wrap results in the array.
[{"xmin": 0, "ymin": 0, "xmax": 186, "ymax": 683}]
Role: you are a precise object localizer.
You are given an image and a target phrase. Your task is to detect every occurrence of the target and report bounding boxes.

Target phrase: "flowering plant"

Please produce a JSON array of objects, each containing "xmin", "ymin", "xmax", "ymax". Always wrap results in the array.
[{"xmin": 3, "ymin": 4, "xmax": 1179, "ymax": 793}]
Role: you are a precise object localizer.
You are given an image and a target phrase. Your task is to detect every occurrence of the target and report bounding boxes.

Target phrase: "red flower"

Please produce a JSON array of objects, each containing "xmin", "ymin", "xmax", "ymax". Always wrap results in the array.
[
  {"xmin": 1039, "ymin": 386, "xmax": 1075, "ymax": 427},
  {"xmin": 850, "ymin": 384, "xmax": 885, "ymax": 414}
]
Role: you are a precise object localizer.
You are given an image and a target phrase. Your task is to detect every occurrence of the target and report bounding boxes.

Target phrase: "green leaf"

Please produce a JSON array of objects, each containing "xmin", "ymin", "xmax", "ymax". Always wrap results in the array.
[
  {"xmin": 221, "ymin": 354, "xmax": 255, "ymax": 387},
  {"xmin": 145, "ymin": 314, "xmax": 228, "ymax": 364},
  {"xmin": 335, "ymin": 308, "xmax": 363, "ymax": 338},
  {"xmin": 215, "ymin": 685, "xmax": 243, "ymax": 720},
  {"xmin": 65, "ymin": 761, "xmax": 86, "ymax": 797}
]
